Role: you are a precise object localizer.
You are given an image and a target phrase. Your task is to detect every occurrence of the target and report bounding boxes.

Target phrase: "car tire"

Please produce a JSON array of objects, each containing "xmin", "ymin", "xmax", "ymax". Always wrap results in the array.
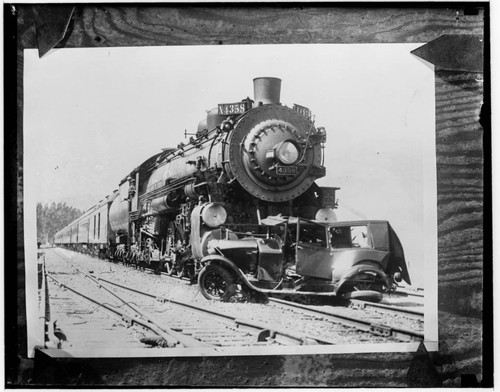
[
  {"xmin": 198, "ymin": 264, "xmax": 235, "ymax": 301},
  {"xmin": 343, "ymin": 290, "xmax": 383, "ymax": 302}
]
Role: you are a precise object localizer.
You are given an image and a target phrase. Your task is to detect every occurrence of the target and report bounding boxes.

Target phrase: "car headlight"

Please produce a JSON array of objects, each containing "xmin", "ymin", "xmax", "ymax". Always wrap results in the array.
[{"xmin": 275, "ymin": 140, "xmax": 299, "ymax": 165}]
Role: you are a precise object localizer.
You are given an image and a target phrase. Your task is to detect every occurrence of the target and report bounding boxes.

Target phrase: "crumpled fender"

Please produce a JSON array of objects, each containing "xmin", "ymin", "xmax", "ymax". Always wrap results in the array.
[
  {"xmin": 201, "ymin": 254, "xmax": 241, "ymax": 274},
  {"xmin": 199, "ymin": 255, "xmax": 277, "ymax": 293},
  {"xmin": 336, "ymin": 263, "xmax": 390, "ymax": 293}
]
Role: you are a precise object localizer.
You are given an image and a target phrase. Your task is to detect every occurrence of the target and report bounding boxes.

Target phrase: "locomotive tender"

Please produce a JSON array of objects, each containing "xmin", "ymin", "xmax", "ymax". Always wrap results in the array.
[{"xmin": 54, "ymin": 77, "xmax": 411, "ymax": 301}]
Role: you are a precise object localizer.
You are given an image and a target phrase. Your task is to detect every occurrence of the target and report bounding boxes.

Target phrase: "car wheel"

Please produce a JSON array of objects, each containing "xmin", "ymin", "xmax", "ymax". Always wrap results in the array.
[
  {"xmin": 198, "ymin": 264, "xmax": 235, "ymax": 301},
  {"xmin": 342, "ymin": 290, "xmax": 383, "ymax": 302}
]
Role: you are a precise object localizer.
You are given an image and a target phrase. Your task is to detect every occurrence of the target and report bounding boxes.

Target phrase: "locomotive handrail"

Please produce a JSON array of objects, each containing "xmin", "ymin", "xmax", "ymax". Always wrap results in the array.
[
  {"xmin": 294, "ymin": 118, "xmax": 316, "ymax": 165},
  {"xmin": 153, "ymin": 129, "xmax": 219, "ymax": 169}
]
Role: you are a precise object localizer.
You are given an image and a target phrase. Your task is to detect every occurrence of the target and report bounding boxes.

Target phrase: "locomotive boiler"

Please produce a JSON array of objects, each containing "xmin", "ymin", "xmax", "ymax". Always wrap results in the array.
[{"xmin": 55, "ymin": 77, "xmax": 411, "ymax": 301}]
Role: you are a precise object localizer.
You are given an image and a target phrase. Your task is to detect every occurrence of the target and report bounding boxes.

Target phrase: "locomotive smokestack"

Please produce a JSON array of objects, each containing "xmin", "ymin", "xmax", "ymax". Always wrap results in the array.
[{"xmin": 253, "ymin": 77, "xmax": 281, "ymax": 106}]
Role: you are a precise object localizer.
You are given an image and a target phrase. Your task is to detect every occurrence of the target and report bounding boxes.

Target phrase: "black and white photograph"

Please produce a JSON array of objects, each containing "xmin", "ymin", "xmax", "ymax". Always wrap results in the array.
[
  {"xmin": 6, "ymin": 3, "xmax": 489, "ymax": 388},
  {"xmin": 24, "ymin": 43, "xmax": 437, "ymax": 358}
]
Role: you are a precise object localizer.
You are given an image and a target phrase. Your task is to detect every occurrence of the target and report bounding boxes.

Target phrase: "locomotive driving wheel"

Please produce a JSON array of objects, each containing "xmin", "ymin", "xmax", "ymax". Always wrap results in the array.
[
  {"xmin": 164, "ymin": 259, "xmax": 184, "ymax": 277},
  {"xmin": 198, "ymin": 264, "xmax": 236, "ymax": 301},
  {"xmin": 175, "ymin": 265, "xmax": 185, "ymax": 278},
  {"xmin": 164, "ymin": 259, "xmax": 174, "ymax": 275}
]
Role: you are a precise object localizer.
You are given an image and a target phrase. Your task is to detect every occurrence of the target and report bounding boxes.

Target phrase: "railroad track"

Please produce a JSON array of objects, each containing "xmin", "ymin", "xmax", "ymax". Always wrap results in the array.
[
  {"xmin": 47, "ymin": 273, "xmax": 191, "ymax": 348},
  {"xmin": 348, "ymin": 298, "xmax": 424, "ymax": 321},
  {"xmin": 96, "ymin": 277, "xmax": 336, "ymax": 346},
  {"xmin": 46, "ymin": 253, "xmax": 337, "ymax": 348},
  {"xmin": 393, "ymin": 287, "xmax": 425, "ymax": 298},
  {"xmin": 47, "ymin": 248, "xmax": 423, "ymax": 347},
  {"xmin": 267, "ymin": 297, "xmax": 424, "ymax": 342}
]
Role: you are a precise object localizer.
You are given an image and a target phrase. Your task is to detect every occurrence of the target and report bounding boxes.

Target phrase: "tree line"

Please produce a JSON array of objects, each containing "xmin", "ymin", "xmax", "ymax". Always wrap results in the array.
[{"xmin": 37, "ymin": 202, "xmax": 83, "ymax": 244}]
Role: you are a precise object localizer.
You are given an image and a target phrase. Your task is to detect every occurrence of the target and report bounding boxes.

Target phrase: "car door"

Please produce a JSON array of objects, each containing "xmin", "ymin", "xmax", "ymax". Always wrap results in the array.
[{"xmin": 294, "ymin": 220, "xmax": 334, "ymax": 280}]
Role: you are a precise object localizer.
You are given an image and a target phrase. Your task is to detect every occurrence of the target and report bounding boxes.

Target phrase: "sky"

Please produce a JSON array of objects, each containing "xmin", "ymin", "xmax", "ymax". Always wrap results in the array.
[{"xmin": 24, "ymin": 44, "xmax": 436, "ymax": 288}]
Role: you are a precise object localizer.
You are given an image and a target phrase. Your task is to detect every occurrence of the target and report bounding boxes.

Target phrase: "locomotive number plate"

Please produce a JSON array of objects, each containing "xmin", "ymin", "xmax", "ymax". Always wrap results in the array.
[
  {"xmin": 293, "ymin": 104, "xmax": 311, "ymax": 119},
  {"xmin": 218, "ymin": 102, "xmax": 247, "ymax": 115},
  {"xmin": 276, "ymin": 166, "xmax": 298, "ymax": 175}
]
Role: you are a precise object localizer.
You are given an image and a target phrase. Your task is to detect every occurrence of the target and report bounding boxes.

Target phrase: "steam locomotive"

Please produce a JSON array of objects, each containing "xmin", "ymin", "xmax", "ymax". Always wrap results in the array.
[{"xmin": 55, "ymin": 77, "xmax": 411, "ymax": 301}]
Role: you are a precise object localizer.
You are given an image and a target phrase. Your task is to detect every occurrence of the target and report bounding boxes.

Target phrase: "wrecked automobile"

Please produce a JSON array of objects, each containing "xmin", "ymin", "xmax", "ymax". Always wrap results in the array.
[{"xmin": 197, "ymin": 216, "xmax": 411, "ymax": 302}]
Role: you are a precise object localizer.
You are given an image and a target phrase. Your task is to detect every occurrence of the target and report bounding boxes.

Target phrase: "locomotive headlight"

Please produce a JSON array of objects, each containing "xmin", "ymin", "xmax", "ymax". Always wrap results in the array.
[{"xmin": 275, "ymin": 140, "xmax": 299, "ymax": 165}]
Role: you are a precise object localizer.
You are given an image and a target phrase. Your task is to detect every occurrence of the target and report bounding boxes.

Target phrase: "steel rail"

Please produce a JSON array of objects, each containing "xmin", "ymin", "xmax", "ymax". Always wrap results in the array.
[
  {"xmin": 54, "ymin": 252, "xmax": 171, "ymax": 325},
  {"xmin": 53, "ymin": 250, "xmax": 329, "ymax": 346},
  {"xmin": 96, "ymin": 276, "xmax": 337, "ymax": 345},
  {"xmin": 393, "ymin": 288, "xmax": 425, "ymax": 298},
  {"xmin": 55, "ymin": 250, "xmax": 334, "ymax": 345},
  {"xmin": 51, "ymin": 249, "xmax": 421, "ymax": 344},
  {"xmin": 268, "ymin": 297, "xmax": 424, "ymax": 342},
  {"xmin": 51, "ymin": 252, "xmax": 212, "ymax": 348},
  {"xmin": 46, "ymin": 272, "xmax": 207, "ymax": 348},
  {"xmin": 38, "ymin": 253, "xmax": 53, "ymax": 347},
  {"xmin": 348, "ymin": 299, "xmax": 424, "ymax": 320}
]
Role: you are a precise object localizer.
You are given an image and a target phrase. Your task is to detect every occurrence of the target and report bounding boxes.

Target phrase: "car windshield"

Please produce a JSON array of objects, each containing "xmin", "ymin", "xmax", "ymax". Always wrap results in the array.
[{"xmin": 329, "ymin": 225, "xmax": 371, "ymax": 248}]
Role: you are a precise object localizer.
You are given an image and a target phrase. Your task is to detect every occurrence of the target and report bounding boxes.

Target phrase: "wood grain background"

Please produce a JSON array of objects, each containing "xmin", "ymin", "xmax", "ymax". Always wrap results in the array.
[{"xmin": 6, "ymin": 3, "xmax": 490, "ymax": 387}]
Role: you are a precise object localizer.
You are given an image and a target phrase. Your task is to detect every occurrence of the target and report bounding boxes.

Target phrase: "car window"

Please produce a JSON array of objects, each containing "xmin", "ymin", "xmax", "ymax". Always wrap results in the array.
[
  {"xmin": 330, "ymin": 227, "xmax": 351, "ymax": 248},
  {"xmin": 330, "ymin": 225, "xmax": 370, "ymax": 248},
  {"xmin": 350, "ymin": 225, "xmax": 370, "ymax": 248},
  {"xmin": 298, "ymin": 224, "xmax": 328, "ymax": 247}
]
